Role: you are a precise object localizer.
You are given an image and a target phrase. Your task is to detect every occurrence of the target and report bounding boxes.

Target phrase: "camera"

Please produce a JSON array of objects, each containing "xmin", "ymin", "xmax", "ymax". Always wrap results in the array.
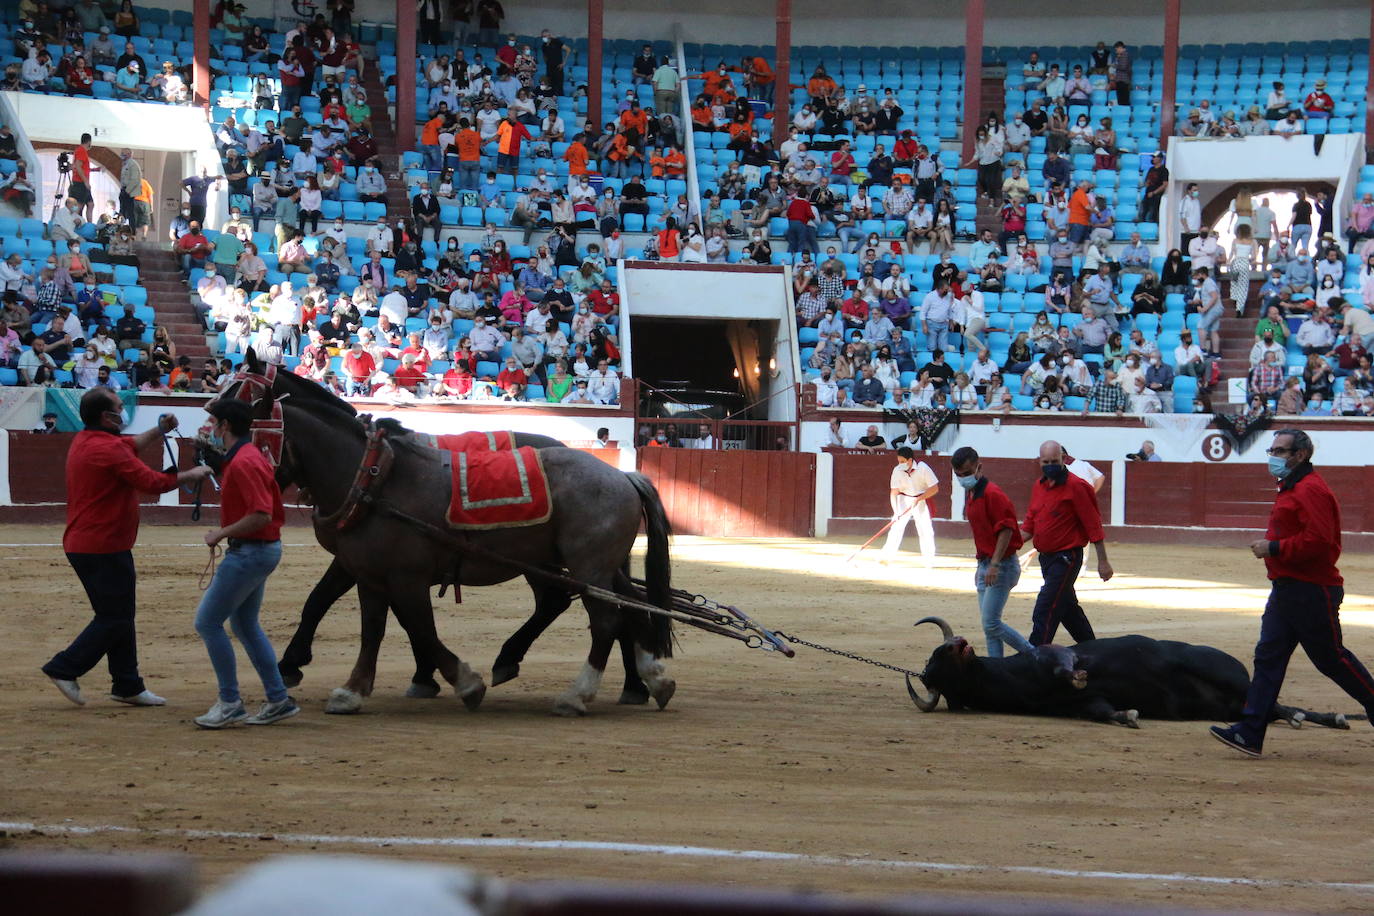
[{"xmin": 55, "ymin": 151, "xmax": 71, "ymax": 174}]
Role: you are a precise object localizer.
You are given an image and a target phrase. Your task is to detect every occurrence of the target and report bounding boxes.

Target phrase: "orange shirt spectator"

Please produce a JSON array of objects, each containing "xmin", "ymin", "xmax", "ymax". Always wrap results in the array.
[
  {"xmin": 691, "ymin": 103, "xmax": 714, "ymax": 130},
  {"xmin": 727, "ymin": 118, "xmax": 751, "ymax": 142},
  {"xmin": 563, "ymin": 140, "xmax": 589, "ymax": 175},
  {"xmin": 649, "ymin": 151, "xmax": 668, "ymax": 178},
  {"xmin": 455, "ymin": 127, "xmax": 482, "ymax": 162},
  {"xmin": 657, "ymin": 227, "xmax": 681, "ymax": 259},
  {"xmin": 497, "ymin": 119, "xmax": 532, "ymax": 157},
  {"xmin": 620, "ymin": 106, "xmax": 649, "ymax": 136},
  {"xmin": 747, "ymin": 56, "xmax": 774, "ymax": 88},
  {"xmin": 1068, "ymin": 185, "xmax": 1094, "ymax": 227},
  {"xmin": 608, "ymin": 133, "xmax": 632, "ymax": 162},
  {"xmin": 663, "ymin": 149, "xmax": 686, "ymax": 177},
  {"xmin": 808, "ymin": 73, "xmax": 837, "ymax": 99},
  {"xmin": 421, "ymin": 116, "xmax": 444, "ymax": 146}
]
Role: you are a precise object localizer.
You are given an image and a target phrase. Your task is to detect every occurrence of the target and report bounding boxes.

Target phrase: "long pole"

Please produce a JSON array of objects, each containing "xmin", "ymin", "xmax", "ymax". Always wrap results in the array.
[
  {"xmin": 192, "ymin": 0, "xmax": 210, "ymax": 109},
  {"xmin": 773, "ymin": 0, "xmax": 792, "ymax": 145},
  {"xmin": 844, "ymin": 501, "xmax": 920, "ymax": 564},
  {"xmin": 395, "ymin": 0, "xmax": 417, "ymax": 154},
  {"xmin": 960, "ymin": 0, "xmax": 985, "ymax": 163},
  {"xmin": 1160, "ymin": 0, "xmax": 1182, "ymax": 146},
  {"xmin": 588, "ymin": 0, "xmax": 604, "ymax": 136}
]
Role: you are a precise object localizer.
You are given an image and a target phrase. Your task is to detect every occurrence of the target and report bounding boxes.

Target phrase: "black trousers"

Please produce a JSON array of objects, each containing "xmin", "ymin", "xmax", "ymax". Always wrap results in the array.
[
  {"xmin": 1029, "ymin": 547, "xmax": 1096, "ymax": 646},
  {"xmin": 1238, "ymin": 579, "xmax": 1374, "ymax": 746},
  {"xmin": 43, "ymin": 551, "xmax": 145, "ymax": 697}
]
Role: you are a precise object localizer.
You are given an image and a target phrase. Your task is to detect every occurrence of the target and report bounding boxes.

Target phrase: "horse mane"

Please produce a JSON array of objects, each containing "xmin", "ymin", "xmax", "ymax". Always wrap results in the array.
[{"xmin": 272, "ymin": 366, "xmax": 362, "ymax": 423}]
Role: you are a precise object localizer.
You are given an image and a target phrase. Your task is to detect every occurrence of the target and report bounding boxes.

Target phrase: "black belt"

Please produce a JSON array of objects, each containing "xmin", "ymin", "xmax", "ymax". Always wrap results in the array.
[{"xmin": 227, "ymin": 538, "xmax": 279, "ymax": 549}]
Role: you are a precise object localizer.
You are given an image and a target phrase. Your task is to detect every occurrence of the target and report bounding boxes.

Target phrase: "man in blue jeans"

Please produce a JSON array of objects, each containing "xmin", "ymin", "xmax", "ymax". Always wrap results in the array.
[
  {"xmin": 952, "ymin": 446, "xmax": 1033, "ymax": 657},
  {"xmin": 193, "ymin": 398, "xmax": 298, "ymax": 729}
]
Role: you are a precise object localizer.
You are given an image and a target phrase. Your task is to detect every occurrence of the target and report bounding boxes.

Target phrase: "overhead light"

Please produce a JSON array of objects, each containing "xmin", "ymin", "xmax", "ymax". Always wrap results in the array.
[{"xmin": 732, "ymin": 368, "xmax": 740, "ymax": 379}]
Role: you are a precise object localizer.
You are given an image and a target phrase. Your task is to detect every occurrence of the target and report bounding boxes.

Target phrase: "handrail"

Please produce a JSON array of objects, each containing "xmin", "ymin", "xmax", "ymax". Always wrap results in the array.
[{"xmin": 672, "ymin": 22, "xmax": 704, "ymax": 234}]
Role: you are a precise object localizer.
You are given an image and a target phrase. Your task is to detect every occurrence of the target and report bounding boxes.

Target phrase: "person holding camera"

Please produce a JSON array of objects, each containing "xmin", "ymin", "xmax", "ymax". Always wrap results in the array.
[
  {"xmin": 1127, "ymin": 440, "xmax": 1161, "ymax": 462},
  {"xmin": 42, "ymin": 390, "xmax": 212, "ymax": 708}
]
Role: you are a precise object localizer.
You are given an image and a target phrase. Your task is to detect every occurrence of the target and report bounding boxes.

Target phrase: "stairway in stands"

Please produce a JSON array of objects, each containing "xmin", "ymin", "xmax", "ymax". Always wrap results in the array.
[
  {"xmin": 1214, "ymin": 276, "xmax": 1265, "ymax": 390},
  {"xmin": 134, "ymin": 241, "xmax": 209, "ymax": 362},
  {"xmin": 359, "ymin": 66, "xmax": 412, "ymax": 224},
  {"xmin": 972, "ymin": 72, "xmax": 1006, "ymax": 238}
]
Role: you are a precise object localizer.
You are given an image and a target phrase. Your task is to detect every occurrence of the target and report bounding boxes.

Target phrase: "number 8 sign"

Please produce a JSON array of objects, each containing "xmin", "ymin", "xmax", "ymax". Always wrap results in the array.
[{"xmin": 1201, "ymin": 434, "xmax": 1232, "ymax": 461}]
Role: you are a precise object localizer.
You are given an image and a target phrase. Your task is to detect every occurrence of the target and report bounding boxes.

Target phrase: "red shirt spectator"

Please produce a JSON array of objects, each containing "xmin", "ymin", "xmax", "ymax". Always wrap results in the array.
[
  {"xmin": 1022, "ymin": 471, "xmax": 1105, "ymax": 554},
  {"xmin": 177, "ymin": 231, "xmax": 213, "ymax": 258},
  {"xmin": 399, "ymin": 344, "xmax": 431, "ymax": 371},
  {"xmin": 438, "ymin": 367, "xmax": 474, "ymax": 397},
  {"xmin": 786, "ymin": 196, "xmax": 815, "ymax": 223},
  {"xmin": 342, "ymin": 348, "xmax": 376, "ymax": 381},
  {"xmin": 587, "ymin": 288, "xmax": 619, "ymax": 315},
  {"xmin": 63, "ymin": 429, "xmax": 179, "ymax": 553},
  {"xmin": 496, "ymin": 364, "xmax": 527, "ymax": 390},
  {"xmin": 1264, "ymin": 464, "xmax": 1342, "ymax": 586},
  {"xmin": 219, "ymin": 438, "xmax": 285, "ymax": 542},
  {"xmin": 393, "ymin": 363, "xmax": 427, "ymax": 390}
]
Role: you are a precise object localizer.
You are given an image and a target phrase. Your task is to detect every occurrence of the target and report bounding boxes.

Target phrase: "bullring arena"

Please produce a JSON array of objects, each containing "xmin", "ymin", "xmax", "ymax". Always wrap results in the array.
[
  {"xmin": 6, "ymin": 0, "xmax": 1374, "ymax": 911},
  {"xmin": 4, "ymin": 525, "xmax": 1374, "ymax": 912}
]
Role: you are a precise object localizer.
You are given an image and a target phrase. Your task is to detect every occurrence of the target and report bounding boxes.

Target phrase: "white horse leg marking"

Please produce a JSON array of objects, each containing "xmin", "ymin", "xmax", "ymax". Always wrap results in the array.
[
  {"xmin": 636, "ymin": 648, "xmax": 677, "ymax": 710},
  {"xmin": 553, "ymin": 662, "xmax": 603, "ymax": 717},
  {"xmin": 326, "ymin": 687, "xmax": 363, "ymax": 714}
]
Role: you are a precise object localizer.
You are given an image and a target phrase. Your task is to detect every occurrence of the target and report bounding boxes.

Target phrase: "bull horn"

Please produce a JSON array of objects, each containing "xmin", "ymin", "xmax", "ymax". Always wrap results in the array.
[
  {"xmin": 914, "ymin": 615, "xmax": 955, "ymax": 640},
  {"xmin": 906, "ymin": 674, "xmax": 941, "ymax": 712}
]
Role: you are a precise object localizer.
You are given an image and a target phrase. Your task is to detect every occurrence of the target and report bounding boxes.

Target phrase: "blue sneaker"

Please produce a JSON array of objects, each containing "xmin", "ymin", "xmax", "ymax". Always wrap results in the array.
[{"xmin": 1210, "ymin": 724, "xmax": 1262, "ymax": 758}]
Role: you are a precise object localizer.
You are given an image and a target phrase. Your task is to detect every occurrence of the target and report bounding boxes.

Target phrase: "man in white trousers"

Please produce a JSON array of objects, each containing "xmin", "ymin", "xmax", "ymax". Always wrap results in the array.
[{"xmin": 881, "ymin": 447, "xmax": 939, "ymax": 566}]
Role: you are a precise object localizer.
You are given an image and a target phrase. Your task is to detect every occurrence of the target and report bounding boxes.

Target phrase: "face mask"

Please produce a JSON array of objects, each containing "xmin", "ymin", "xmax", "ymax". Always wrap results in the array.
[
  {"xmin": 956, "ymin": 472, "xmax": 979, "ymax": 490},
  {"xmin": 1043, "ymin": 463, "xmax": 1068, "ymax": 484},
  {"xmin": 1268, "ymin": 455, "xmax": 1292, "ymax": 479},
  {"xmin": 106, "ymin": 406, "xmax": 131, "ymax": 431}
]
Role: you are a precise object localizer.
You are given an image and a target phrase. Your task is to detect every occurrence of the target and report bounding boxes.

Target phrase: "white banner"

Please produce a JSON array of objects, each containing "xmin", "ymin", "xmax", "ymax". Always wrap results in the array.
[{"xmin": 0, "ymin": 385, "xmax": 44, "ymax": 432}]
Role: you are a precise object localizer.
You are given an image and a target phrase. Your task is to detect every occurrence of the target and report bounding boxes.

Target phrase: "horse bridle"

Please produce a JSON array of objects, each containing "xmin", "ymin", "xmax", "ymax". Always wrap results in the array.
[{"xmin": 226, "ymin": 363, "xmax": 286, "ymax": 467}]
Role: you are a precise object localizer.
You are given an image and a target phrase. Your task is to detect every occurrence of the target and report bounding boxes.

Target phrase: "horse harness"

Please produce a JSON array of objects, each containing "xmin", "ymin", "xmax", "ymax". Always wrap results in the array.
[{"xmin": 224, "ymin": 367, "xmax": 793, "ymax": 653}]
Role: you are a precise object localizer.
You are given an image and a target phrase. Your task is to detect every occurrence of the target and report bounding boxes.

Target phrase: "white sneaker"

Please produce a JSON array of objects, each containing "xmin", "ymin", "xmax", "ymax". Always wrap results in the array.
[
  {"xmin": 246, "ymin": 697, "xmax": 300, "ymax": 725},
  {"xmin": 111, "ymin": 690, "xmax": 166, "ymax": 707},
  {"xmin": 194, "ymin": 699, "xmax": 248, "ymax": 729},
  {"xmin": 47, "ymin": 675, "xmax": 85, "ymax": 706}
]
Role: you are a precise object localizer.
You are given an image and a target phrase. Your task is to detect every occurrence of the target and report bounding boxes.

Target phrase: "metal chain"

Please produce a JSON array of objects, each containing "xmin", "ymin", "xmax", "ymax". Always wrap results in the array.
[{"xmin": 772, "ymin": 630, "xmax": 924, "ymax": 678}]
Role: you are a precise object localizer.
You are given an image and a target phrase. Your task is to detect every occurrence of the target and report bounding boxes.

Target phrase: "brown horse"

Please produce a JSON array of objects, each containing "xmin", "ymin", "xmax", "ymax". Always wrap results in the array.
[{"xmin": 220, "ymin": 352, "xmax": 676, "ymax": 716}]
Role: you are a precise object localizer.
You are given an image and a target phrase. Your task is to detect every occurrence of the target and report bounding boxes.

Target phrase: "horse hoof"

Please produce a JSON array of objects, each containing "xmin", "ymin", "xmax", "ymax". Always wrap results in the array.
[
  {"xmin": 459, "ymin": 683, "xmax": 486, "ymax": 711},
  {"xmin": 491, "ymin": 663, "xmax": 520, "ymax": 687},
  {"xmin": 406, "ymin": 682, "xmax": 441, "ymax": 699},
  {"xmin": 1286, "ymin": 710, "xmax": 1306, "ymax": 729},
  {"xmin": 279, "ymin": 668, "xmax": 303, "ymax": 689},
  {"xmin": 651, "ymin": 679, "xmax": 677, "ymax": 710},
  {"xmin": 618, "ymin": 688, "xmax": 651, "ymax": 706},
  {"xmin": 326, "ymin": 687, "xmax": 362, "ymax": 715},
  {"xmin": 1335, "ymin": 713, "xmax": 1349, "ymax": 730},
  {"xmin": 552, "ymin": 695, "xmax": 587, "ymax": 717},
  {"xmin": 1122, "ymin": 709, "xmax": 1140, "ymax": 729}
]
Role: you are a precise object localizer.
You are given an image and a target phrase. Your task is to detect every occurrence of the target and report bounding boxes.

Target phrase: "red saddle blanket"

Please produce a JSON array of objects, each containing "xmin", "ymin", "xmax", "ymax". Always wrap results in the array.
[{"xmin": 423, "ymin": 431, "xmax": 553, "ymax": 530}]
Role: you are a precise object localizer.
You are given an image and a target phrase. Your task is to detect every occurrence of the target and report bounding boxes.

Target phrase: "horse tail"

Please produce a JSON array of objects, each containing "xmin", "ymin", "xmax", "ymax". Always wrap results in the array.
[{"xmin": 626, "ymin": 471, "xmax": 673, "ymax": 659}]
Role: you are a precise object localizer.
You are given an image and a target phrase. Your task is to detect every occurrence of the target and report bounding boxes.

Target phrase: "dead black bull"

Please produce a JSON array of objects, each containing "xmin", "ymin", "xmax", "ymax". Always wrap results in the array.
[{"xmin": 906, "ymin": 616, "xmax": 1353, "ymax": 730}]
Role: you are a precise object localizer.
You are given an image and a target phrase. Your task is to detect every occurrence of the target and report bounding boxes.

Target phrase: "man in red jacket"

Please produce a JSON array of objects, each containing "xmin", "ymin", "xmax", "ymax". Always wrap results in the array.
[
  {"xmin": 1020, "ymin": 439, "xmax": 1114, "ymax": 646},
  {"xmin": 1211, "ymin": 429, "xmax": 1374, "ymax": 757},
  {"xmin": 42, "ymin": 388, "xmax": 211, "ymax": 706}
]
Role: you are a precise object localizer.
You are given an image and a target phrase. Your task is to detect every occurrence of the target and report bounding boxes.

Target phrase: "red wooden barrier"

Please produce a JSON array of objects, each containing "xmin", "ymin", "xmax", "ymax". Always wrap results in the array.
[
  {"xmin": 1126, "ymin": 462, "xmax": 1374, "ymax": 531},
  {"xmin": 637, "ymin": 447, "xmax": 815, "ymax": 537},
  {"xmin": 7, "ymin": 431, "xmax": 165, "ymax": 505},
  {"xmin": 828, "ymin": 450, "xmax": 1112, "ymax": 521}
]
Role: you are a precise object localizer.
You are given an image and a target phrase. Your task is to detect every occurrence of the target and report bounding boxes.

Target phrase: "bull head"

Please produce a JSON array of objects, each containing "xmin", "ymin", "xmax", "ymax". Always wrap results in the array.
[{"xmin": 907, "ymin": 615, "xmax": 964, "ymax": 712}]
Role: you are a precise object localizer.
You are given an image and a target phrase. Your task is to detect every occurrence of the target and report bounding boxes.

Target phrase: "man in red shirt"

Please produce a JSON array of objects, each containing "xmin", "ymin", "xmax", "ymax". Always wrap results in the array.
[
  {"xmin": 392, "ymin": 352, "xmax": 428, "ymax": 392},
  {"xmin": 70, "ymin": 132, "xmax": 94, "ymax": 222},
  {"xmin": 952, "ymin": 447, "xmax": 1033, "ymax": 657},
  {"xmin": 341, "ymin": 341, "xmax": 376, "ymax": 397},
  {"xmin": 496, "ymin": 356, "xmax": 527, "ymax": 399},
  {"xmin": 176, "ymin": 221, "xmax": 215, "ymax": 275},
  {"xmin": 1211, "ymin": 429, "xmax": 1374, "ymax": 758},
  {"xmin": 192, "ymin": 398, "xmax": 297, "ymax": 729},
  {"xmin": 1020, "ymin": 439, "xmax": 1114, "ymax": 646},
  {"xmin": 42, "ymin": 388, "xmax": 211, "ymax": 706},
  {"xmin": 785, "ymin": 189, "xmax": 818, "ymax": 256}
]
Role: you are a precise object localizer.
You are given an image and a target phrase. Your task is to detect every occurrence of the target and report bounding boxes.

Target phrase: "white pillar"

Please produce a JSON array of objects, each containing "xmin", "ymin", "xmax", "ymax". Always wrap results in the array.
[
  {"xmin": 813, "ymin": 450, "xmax": 833, "ymax": 537},
  {"xmin": 1109, "ymin": 458, "xmax": 1126, "ymax": 527}
]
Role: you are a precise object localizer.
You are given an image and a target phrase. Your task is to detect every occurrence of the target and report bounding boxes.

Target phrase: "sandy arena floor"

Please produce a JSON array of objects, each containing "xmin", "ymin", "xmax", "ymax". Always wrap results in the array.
[{"xmin": 1, "ymin": 524, "xmax": 1373, "ymax": 912}]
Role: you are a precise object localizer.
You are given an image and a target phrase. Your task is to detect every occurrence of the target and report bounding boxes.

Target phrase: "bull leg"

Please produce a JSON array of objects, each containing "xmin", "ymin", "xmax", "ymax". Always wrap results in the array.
[
  {"xmin": 1038, "ymin": 644, "xmax": 1089, "ymax": 689},
  {"xmin": 492, "ymin": 578, "xmax": 575, "ymax": 686},
  {"xmin": 1080, "ymin": 696, "xmax": 1140, "ymax": 728},
  {"xmin": 1271, "ymin": 703, "xmax": 1308, "ymax": 729},
  {"xmin": 326, "ymin": 584, "xmax": 388, "ymax": 714},
  {"xmin": 1282, "ymin": 706, "xmax": 1351, "ymax": 730},
  {"xmin": 279, "ymin": 558, "xmax": 356, "ymax": 688}
]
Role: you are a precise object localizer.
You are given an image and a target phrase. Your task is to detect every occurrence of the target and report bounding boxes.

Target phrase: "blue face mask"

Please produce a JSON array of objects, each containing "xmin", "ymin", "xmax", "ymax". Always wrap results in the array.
[
  {"xmin": 1268, "ymin": 455, "xmax": 1292, "ymax": 479},
  {"xmin": 956, "ymin": 473, "xmax": 979, "ymax": 490},
  {"xmin": 1043, "ymin": 462, "xmax": 1068, "ymax": 484}
]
